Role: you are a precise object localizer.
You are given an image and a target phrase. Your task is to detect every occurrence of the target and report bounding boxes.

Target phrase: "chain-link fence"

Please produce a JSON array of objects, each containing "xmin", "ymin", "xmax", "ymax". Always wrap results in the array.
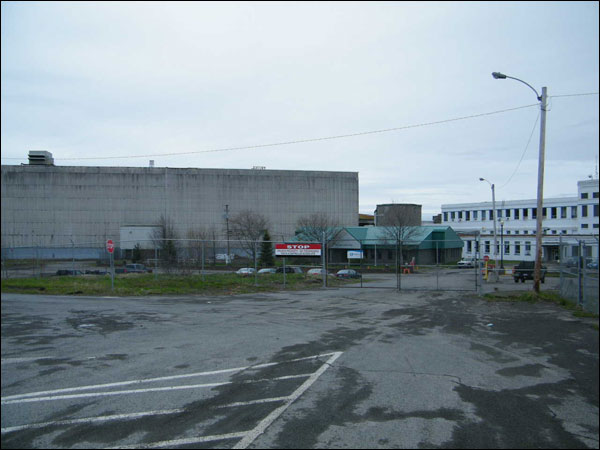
[
  {"xmin": 558, "ymin": 240, "xmax": 599, "ymax": 315},
  {"xmin": 2, "ymin": 238, "xmax": 597, "ymax": 305},
  {"xmin": 2, "ymin": 237, "xmax": 478, "ymax": 292}
]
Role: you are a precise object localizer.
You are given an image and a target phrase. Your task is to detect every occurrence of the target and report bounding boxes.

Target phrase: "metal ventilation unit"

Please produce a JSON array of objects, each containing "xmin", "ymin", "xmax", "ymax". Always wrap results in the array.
[{"xmin": 28, "ymin": 151, "xmax": 54, "ymax": 165}]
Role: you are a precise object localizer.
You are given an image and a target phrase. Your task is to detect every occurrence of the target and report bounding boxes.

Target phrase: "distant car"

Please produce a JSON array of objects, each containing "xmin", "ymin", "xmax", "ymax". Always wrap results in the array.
[
  {"xmin": 56, "ymin": 269, "xmax": 83, "ymax": 276},
  {"xmin": 258, "ymin": 268, "xmax": 277, "ymax": 274},
  {"xmin": 457, "ymin": 258, "xmax": 476, "ymax": 268},
  {"xmin": 125, "ymin": 263, "xmax": 152, "ymax": 273},
  {"xmin": 236, "ymin": 268, "xmax": 256, "ymax": 276},
  {"xmin": 307, "ymin": 268, "xmax": 328, "ymax": 276},
  {"xmin": 276, "ymin": 267, "xmax": 303, "ymax": 274},
  {"xmin": 564, "ymin": 257, "xmax": 581, "ymax": 268},
  {"xmin": 513, "ymin": 261, "xmax": 546, "ymax": 283},
  {"xmin": 335, "ymin": 269, "xmax": 361, "ymax": 279},
  {"xmin": 587, "ymin": 259, "xmax": 598, "ymax": 270}
]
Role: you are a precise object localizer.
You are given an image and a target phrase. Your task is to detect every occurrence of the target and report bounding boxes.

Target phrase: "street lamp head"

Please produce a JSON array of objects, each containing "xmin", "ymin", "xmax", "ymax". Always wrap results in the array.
[
  {"xmin": 492, "ymin": 72, "xmax": 507, "ymax": 79},
  {"xmin": 479, "ymin": 177, "xmax": 484, "ymax": 181}
]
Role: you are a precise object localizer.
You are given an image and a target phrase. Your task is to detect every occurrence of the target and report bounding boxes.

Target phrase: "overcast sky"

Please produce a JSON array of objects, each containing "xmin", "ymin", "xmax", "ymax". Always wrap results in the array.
[{"xmin": 2, "ymin": 1, "xmax": 598, "ymax": 218}]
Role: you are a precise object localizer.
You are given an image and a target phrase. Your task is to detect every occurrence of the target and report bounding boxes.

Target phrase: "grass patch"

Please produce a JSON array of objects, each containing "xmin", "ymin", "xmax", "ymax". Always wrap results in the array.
[
  {"xmin": 1, "ymin": 273, "xmax": 361, "ymax": 297},
  {"xmin": 484, "ymin": 289, "xmax": 599, "ymax": 320}
]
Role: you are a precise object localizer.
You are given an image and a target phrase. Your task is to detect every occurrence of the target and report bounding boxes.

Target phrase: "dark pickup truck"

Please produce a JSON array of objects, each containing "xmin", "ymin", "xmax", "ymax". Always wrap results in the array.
[{"xmin": 513, "ymin": 261, "xmax": 546, "ymax": 283}]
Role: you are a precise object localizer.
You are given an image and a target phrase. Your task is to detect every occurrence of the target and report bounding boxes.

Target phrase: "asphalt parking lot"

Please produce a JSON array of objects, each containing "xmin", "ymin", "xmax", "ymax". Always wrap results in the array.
[{"xmin": 1, "ymin": 286, "xmax": 598, "ymax": 449}]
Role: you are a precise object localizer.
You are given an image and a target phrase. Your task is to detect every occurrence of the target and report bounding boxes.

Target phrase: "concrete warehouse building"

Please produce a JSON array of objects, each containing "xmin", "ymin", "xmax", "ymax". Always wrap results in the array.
[{"xmin": 1, "ymin": 156, "xmax": 358, "ymax": 257}]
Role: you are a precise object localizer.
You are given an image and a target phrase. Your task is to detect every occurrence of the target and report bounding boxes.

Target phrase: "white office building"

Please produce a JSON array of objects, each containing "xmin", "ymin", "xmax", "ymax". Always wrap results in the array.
[{"xmin": 441, "ymin": 179, "xmax": 599, "ymax": 264}]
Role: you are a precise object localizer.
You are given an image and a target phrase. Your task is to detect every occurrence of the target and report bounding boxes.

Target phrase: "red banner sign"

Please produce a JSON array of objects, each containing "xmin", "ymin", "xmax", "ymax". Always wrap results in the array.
[{"xmin": 275, "ymin": 243, "xmax": 322, "ymax": 257}]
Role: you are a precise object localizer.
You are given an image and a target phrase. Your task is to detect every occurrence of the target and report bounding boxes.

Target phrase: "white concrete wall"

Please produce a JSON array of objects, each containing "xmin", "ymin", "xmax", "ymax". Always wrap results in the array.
[{"xmin": 1, "ymin": 166, "xmax": 358, "ymax": 248}]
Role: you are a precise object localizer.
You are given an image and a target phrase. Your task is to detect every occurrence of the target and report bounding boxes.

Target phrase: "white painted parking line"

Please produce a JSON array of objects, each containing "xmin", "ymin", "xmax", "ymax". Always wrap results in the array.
[
  {"xmin": 2, "ymin": 351, "xmax": 343, "ymax": 449},
  {"xmin": 105, "ymin": 431, "xmax": 249, "ymax": 449},
  {"xmin": 1, "ymin": 396, "xmax": 293, "ymax": 434},
  {"xmin": 2, "ymin": 351, "xmax": 337, "ymax": 402},
  {"xmin": 233, "ymin": 351, "xmax": 343, "ymax": 449},
  {"xmin": 1, "ymin": 374, "xmax": 311, "ymax": 405}
]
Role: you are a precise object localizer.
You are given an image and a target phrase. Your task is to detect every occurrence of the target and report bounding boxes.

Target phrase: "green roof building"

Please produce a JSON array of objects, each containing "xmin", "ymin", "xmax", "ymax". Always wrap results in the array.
[{"xmin": 294, "ymin": 226, "xmax": 463, "ymax": 265}]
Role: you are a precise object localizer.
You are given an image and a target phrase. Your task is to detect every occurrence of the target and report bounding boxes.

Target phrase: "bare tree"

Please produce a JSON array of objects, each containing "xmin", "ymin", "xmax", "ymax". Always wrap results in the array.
[
  {"xmin": 151, "ymin": 215, "xmax": 179, "ymax": 267},
  {"xmin": 295, "ymin": 213, "xmax": 342, "ymax": 264},
  {"xmin": 295, "ymin": 213, "xmax": 340, "ymax": 243},
  {"xmin": 381, "ymin": 208, "xmax": 421, "ymax": 266},
  {"xmin": 229, "ymin": 210, "xmax": 269, "ymax": 260}
]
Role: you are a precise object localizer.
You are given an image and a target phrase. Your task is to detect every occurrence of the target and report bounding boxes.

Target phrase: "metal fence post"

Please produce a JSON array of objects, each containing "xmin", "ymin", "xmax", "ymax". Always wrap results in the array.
[
  {"xmin": 578, "ymin": 241, "xmax": 583, "ymax": 307},
  {"xmin": 436, "ymin": 240, "xmax": 440, "ymax": 291},
  {"xmin": 322, "ymin": 232, "xmax": 326, "ymax": 288},
  {"xmin": 201, "ymin": 240, "xmax": 205, "ymax": 282},
  {"xmin": 254, "ymin": 240, "xmax": 258, "ymax": 287}
]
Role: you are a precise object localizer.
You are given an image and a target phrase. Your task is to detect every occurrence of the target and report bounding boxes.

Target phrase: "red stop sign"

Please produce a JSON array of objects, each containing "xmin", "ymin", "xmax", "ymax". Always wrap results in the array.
[
  {"xmin": 484, "ymin": 255, "xmax": 489, "ymax": 262},
  {"xmin": 106, "ymin": 239, "xmax": 114, "ymax": 253}
]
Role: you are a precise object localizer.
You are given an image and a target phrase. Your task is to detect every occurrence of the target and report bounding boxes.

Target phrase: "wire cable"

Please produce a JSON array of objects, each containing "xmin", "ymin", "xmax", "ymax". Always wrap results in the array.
[
  {"xmin": 0, "ymin": 103, "xmax": 539, "ymax": 162},
  {"xmin": 498, "ymin": 110, "xmax": 540, "ymax": 190}
]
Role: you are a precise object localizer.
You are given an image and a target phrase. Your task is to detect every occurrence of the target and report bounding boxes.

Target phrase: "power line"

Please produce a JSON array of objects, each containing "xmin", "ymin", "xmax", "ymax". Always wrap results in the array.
[
  {"xmin": 498, "ymin": 110, "xmax": 540, "ymax": 190},
  {"xmin": 1, "ymin": 103, "xmax": 540, "ymax": 161}
]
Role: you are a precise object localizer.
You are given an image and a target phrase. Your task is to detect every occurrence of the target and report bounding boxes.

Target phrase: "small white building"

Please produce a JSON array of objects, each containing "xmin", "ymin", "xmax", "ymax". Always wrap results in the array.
[{"xmin": 440, "ymin": 179, "xmax": 599, "ymax": 263}]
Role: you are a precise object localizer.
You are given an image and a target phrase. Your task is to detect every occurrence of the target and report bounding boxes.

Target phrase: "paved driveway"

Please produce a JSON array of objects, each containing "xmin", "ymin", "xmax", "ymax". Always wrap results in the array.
[{"xmin": 1, "ymin": 288, "xmax": 598, "ymax": 448}]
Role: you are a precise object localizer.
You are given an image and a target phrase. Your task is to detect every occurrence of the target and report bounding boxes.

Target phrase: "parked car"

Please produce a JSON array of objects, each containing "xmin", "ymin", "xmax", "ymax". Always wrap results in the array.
[
  {"xmin": 335, "ymin": 269, "xmax": 361, "ymax": 279},
  {"xmin": 513, "ymin": 261, "xmax": 546, "ymax": 283},
  {"xmin": 236, "ymin": 268, "xmax": 256, "ymax": 276},
  {"xmin": 56, "ymin": 269, "xmax": 84, "ymax": 276},
  {"xmin": 276, "ymin": 267, "xmax": 303, "ymax": 274},
  {"xmin": 125, "ymin": 263, "xmax": 152, "ymax": 273},
  {"xmin": 457, "ymin": 258, "xmax": 476, "ymax": 268},
  {"xmin": 307, "ymin": 268, "xmax": 328, "ymax": 277},
  {"xmin": 258, "ymin": 268, "xmax": 277, "ymax": 274},
  {"xmin": 84, "ymin": 269, "xmax": 108, "ymax": 275},
  {"xmin": 587, "ymin": 259, "xmax": 598, "ymax": 270}
]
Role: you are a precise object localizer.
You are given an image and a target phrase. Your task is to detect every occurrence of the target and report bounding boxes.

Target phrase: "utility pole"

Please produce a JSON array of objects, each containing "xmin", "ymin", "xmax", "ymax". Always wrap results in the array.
[{"xmin": 533, "ymin": 86, "xmax": 548, "ymax": 294}]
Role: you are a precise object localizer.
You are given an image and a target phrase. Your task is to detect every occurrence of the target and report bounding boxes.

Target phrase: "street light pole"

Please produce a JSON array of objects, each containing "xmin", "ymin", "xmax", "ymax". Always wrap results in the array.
[
  {"xmin": 480, "ymin": 178, "xmax": 498, "ymax": 280},
  {"xmin": 492, "ymin": 72, "xmax": 547, "ymax": 294}
]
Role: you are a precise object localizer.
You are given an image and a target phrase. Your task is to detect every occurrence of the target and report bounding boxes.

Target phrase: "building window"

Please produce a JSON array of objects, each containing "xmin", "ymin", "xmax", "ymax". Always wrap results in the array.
[
  {"xmin": 465, "ymin": 211, "xmax": 470, "ymax": 221},
  {"xmin": 571, "ymin": 206, "xmax": 577, "ymax": 218},
  {"xmin": 467, "ymin": 241, "xmax": 472, "ymax": 253},
  {"xmin": 497, "ymin": 209, "xmax": 502, "ymax": 219},
  {"xmin": 482, "ymin": 210, "xmax": 486, "ymax": 221},
  {"xmin": 525, "ymin": 241, "xmax": 531, "ymax": 255},
  {"xmin": 505, "ymin": 209, "xmax": 511, "ymax": 218},
  {"xmin": 443, "ymin": 212, "xmax": 448, "ymax": 222},
  {"xmin": 582, "ymin": 205, "xmax": 588, "ymax": 217},
  {"xmin": 473, "ymin": 210, "xmax": 478, "ymax": 220},
  {"xmin": 551, "ymin": 207, "xmax": 557, "ymax": 219},
  {"xmin": 515, "ymin": 230, "xmax": 519, "ymax": 234},
  {"xmin": 523, "ymin": 208, "xmax": 528, "ymax": 219},
  {"xmin": 542, "ymin": 207, "xmax": 547, "ymax": 218},
  {"xmin": 490, "ymin": 210, "xmax": 494, "ymax": 220},
  {"xmin": 515, "ymin": 241, "xmax": 521, "ymax": 255},
  {"xmin": 514, "ymin": 209, "xmax": 520, "ymax": 220},
  {"xmin": 581, "ymin": 192, "xmax": 589, "ymax": 199},
  {"xmin": 458, "ymin": 211, "xmax": 463, "ymax": 220},
  {"xmin": 504, "ymin": 242, "xmax": 510, "ymax": 255},
  {"xmin": 594, "ymin": 224, "xmax": 599, "ymax": 229},
  {"xmin": 561, "ymin": 207, "xmax": 567, "ymax": 219},
  {"xmin": 594, "ymin": 204, "xmax": 599, "ymax": 217},
  {"xmin": 485, "ymin": 241, "xmax": 490, "ymax": 253},
  {"xmin": 532, "ymin": 208, "xmax": 537, "ymax": 219},
  {"xmin": 593, "ymin": 192, "xmax": 599, "ymax": 198},
  {"xmin": 581, "ymin": 224, "xmax": 589, "ymax": 229},
  {"xmin": 552, "ymin": 230, "xmax": 557, "ymax": 234}
]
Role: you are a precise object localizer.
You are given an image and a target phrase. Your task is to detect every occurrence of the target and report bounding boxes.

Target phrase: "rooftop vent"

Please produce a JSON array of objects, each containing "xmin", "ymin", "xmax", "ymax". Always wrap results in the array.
[{"xmin": 28, "ymin": 151, "xmax": 54, "ymax": 165}]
